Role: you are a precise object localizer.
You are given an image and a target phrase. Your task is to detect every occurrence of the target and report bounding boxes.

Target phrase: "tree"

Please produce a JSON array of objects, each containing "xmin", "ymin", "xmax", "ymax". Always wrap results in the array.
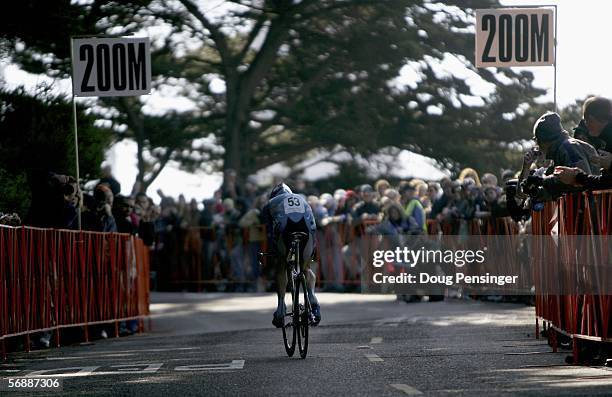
[
  {"xmin": 0, "ymin": 0, "xmax": 219, "ymax": 192},
  {"xmin": 2, "ymin": 0, "xmax": 550, "ymax": 185},
  {"xmin": 154, "ymin": 0, "xmax": 546, "ymax": 179},
  {"xmin": 0, "ymin": 86, "xmax": 112, "ymax": 215}
]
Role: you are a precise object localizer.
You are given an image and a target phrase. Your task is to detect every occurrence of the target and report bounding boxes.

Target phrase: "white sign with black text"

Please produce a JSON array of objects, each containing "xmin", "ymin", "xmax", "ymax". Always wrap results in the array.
[
  {"xmin": 475, "ymin": 8, "xmax": 554, "ymax": 68},
  {"xmin": 71, "ymin": 37, "xmax": 151, "ymax": 97}
]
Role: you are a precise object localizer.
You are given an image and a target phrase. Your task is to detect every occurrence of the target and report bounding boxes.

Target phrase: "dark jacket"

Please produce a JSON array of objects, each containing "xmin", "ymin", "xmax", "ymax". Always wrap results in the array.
[
  {"xmin": 598, "ymin": 122, "xmax": 612, "ymax": 153},
  {"xmin": 575, "ymin": 164, "xmax": 612, "ymax": 190},
  {"xmin": 546, "ymin": 137, "xmax": 599, "ymax": 174},
  {"xmin": 540, "ymin": 137, "xmax": 600, "ymax": 198}
]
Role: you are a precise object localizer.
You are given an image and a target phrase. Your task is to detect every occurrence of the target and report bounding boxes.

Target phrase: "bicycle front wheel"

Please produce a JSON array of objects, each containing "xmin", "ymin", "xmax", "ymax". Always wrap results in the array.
[
  {"xmin": 282, "ymin": 273, "xmax": 296, "ymax": 357},
  {"xmin": 297, "ymin": 274, "xmax": 310, "ymax": 359}
]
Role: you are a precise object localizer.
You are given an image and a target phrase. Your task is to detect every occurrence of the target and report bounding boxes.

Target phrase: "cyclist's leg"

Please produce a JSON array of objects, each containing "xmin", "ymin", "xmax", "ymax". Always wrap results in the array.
[
  {"xmin": 302, "ymin": 234, "xmax": 321, "ymax": 325},
  {"xmin": 273, "ymin": 239, "xmax": 288, "ymax": 328}
]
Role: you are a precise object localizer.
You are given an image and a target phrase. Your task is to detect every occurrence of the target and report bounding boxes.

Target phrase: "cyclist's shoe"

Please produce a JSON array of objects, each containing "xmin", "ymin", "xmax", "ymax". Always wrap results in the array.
[
  {"xmin": 272, "ymin": 304, "xmax": 286, "ymax": 328},
  {"xmin": 311, "ymin": 303, "xmax": 321, "ymax": 326}
]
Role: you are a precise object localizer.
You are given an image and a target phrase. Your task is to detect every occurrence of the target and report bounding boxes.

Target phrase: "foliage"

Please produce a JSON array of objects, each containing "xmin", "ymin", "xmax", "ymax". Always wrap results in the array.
[
  {"xmin": 2, "ymin": 0, "xmax": 551, "ymax": 185},
  {"xmin": 0, "ymin": 87, "xmax": 111, "ymax": 214}
]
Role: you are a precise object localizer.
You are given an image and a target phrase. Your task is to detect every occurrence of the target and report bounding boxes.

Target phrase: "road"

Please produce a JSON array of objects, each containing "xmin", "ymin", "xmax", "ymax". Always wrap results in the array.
[{"xmin": 2, "ymin": 293, "xmax": 612, "ymax": 396}]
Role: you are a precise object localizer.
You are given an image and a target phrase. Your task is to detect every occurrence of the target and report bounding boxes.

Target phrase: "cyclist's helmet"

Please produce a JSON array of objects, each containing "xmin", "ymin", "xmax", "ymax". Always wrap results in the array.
[{"xmin": 269, "ymin": 183, "xmax": 292, "ymax": 199}]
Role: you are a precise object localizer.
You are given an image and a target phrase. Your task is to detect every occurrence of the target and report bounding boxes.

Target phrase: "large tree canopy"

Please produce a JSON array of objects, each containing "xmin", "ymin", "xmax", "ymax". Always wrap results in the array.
[
  {"xmin": 0, "ymin": 87, "xmax": 112, "ymax": 214},
  {"xmin": 1, "ymin": 0, "xmax": 548, "ymax": 186}
]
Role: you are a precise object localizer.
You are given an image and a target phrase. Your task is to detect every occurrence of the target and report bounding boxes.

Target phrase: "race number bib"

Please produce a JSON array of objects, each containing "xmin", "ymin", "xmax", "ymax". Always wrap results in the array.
[{"xmin": 283, "ymin": 196, "xmax": 305, "ymax": 214}]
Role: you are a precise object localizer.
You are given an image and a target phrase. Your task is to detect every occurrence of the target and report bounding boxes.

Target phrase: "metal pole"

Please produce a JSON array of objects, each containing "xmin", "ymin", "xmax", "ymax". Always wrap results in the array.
[
  {"xmin": 553, "ymin": 4, "xmax": 558, "ymax": 113},
  {"xmin": 70, "ymin": 38, "xmax": 82, "ymax": 230}
]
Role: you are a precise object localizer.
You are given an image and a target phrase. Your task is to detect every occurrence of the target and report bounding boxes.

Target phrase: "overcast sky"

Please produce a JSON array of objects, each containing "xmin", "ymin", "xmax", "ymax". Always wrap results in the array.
[{"xmin": 2, "ymin": 0, "xmax": 609, "ymax": 200}]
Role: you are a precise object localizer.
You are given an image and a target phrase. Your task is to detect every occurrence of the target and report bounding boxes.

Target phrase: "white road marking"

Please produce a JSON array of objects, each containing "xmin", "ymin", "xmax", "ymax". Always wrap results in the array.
[
  {"xmin": 175, "ymin": 360, "xmax": 245, "ymax": 371},
  {"xmin": 25, "ymin": 366, "xmax": 100, "ymax": 378},
  {"xmin": 20, "ymin": 360, "xmax": 246, "ymax": 378},
  {"xmin": 357, "ymin": 345, "xmax": 372, "ymax": 350},
  {"xmin": 375, "ymin": 316, "xmax": 406, "ymax": 327},
  {"xmin": 390, "ymin": 383, "xmax": 423, "ymax": 395},
  {"xmin": 364, "ymin": 354, "xmax": 383, "ymax": 362},
  {"xmin": 370, "ymin": 337, "xmax": 383, "ymax": 344}
]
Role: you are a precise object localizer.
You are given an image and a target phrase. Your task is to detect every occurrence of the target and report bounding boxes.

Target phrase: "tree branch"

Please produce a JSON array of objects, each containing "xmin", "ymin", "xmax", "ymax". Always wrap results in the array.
[
  {"xmin": 177, "ymin": 0, "xmax": 233, "ymax": 70},
  {"xmin": 237, "ymin": 17, "xmax": 267, "ymax": 63},
  {"xmin": 254, "ymin": 141, "xmax": 322, "ymax": 170},
  {"xmin": 143, "ymin": 150, "xmax": 173, "ymax": 188}
]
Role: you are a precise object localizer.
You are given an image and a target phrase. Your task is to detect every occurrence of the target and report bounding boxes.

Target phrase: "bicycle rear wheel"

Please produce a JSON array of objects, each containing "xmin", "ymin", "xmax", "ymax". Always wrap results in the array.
[
  {"xmin": 296, "ymin": 274, "xmax": 310, "ymax": 359},
  {"xmin": 282, "ymin": 273, "xmax": 296, "ymax": 357}
]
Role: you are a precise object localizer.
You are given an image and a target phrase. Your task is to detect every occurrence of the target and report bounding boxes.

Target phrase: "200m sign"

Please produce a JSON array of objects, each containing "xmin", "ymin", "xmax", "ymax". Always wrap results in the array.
[
  {"xmin": 71, "ymin": 37, "xmax": 151, "ymax": 97},
  {"xmin": 475, "ymin": 8, "xmax": 554, "ymax": 68}
]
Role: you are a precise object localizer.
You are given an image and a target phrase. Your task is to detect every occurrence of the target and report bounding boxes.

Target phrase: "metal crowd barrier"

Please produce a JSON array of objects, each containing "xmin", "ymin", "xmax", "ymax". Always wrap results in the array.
[
  {"xmin": 532, "ymin": 190, "xmax": 612, "ymax": 363},
  {"xmin": 0, "ymin": 226, "xmax": 150, "ymax": 359},
  {"xmin": 160, "ymin": 217, "xmax": 520, "ymax": 292}
]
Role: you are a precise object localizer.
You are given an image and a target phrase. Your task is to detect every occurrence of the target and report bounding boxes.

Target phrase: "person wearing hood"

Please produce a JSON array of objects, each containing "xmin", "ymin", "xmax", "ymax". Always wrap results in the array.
[{"xmin": 522, "ymin": 112, "xmax": 600, "ymax": 200}]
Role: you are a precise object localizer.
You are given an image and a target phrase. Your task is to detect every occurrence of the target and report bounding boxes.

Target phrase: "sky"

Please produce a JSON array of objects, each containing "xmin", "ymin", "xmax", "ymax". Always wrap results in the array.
[{"xmin": 2, "ymin": 0, "xmax": 611, "ymax": 201}]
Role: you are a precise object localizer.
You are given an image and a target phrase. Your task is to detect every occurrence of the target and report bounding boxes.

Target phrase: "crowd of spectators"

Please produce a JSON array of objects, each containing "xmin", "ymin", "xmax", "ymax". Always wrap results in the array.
[{"xmin": 4, "ymin": 96, "xmax": 612, "ymax": 294}]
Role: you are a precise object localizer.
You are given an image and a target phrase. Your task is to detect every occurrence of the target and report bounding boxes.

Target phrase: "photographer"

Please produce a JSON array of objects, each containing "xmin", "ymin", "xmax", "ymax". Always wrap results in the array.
[
  {"xmin": 82, "ymin": 183, "xmax": 117, "ymax": 232},
  {"xmin": 25, "ymin": 169, "xmax": 79, "ymax": 230},
  {"xmin": 521, "ymin": 112, "xmax": 599, "ymax": 200}
]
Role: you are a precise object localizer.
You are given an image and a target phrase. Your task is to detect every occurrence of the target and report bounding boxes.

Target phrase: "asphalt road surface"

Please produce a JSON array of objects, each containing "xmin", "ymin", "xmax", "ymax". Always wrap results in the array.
[{"xmin": 3, "ymin": 293, "xmax": 612, "ymax": 396}]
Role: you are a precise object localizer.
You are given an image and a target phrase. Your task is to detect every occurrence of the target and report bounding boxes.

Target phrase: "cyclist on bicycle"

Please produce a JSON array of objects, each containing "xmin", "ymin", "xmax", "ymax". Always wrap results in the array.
[{"xmin": 262, "ymin": 183, "xmax": 321, "ymax": 328}]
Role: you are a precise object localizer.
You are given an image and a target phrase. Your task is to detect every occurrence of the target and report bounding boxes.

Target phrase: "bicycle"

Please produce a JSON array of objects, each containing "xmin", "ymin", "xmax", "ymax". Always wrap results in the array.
[{"xmin": 260, "ymin": 231, "xmax": 314, "ymax": 359}]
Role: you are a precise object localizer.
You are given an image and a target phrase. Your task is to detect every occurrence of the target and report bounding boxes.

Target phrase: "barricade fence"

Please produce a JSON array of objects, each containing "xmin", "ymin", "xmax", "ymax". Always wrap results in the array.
[
  {"xmin": 156, "ymin": 217, "xmax": 521, "ymax": 292},
  {"xmin": 0, "ymin": 226, "xmax": 150, "ymax": 359},
  {"xmin": 532, "ymin": 190, "xmax": 612, "ymax": 363}
]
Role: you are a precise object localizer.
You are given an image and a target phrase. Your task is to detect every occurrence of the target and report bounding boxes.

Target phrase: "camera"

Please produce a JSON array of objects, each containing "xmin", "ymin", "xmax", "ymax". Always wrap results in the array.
[
  {"xmin": 62, "ymin": 183, "xmax": 75, "ymax": 196},
  {"xmin": 520, "ymin": 175, "xmax": 544, "ymax": 197}
]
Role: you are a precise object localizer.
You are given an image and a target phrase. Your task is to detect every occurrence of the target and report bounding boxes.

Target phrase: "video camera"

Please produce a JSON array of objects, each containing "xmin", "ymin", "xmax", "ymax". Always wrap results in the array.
[{"xmin": 504, "ymin": 177, "xmax": 546, "ymax": 222}]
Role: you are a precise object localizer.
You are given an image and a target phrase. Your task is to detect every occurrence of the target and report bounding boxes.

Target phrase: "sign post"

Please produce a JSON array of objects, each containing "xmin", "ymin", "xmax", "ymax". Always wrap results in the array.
[
  {"xmin": 475, "ymin": 6, "xmax": 557, "ymax": 111},
  {"xmin": 70, "ymin": 36, "xmax": 151, "ymax": 229}
]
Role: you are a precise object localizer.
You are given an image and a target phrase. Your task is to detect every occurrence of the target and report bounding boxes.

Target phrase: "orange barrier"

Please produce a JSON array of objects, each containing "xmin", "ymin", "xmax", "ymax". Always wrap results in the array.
[
  {"xmin": 163, "ymin": 217, "xmax": 521, "ymax": 291},
  {"xmin": 164, "ymin": 222, "xmax": 376, "ymax": 290},
  {"xmin": 0, "ymin": 226, "xmax": 150, "ymax": 359},
  {"xmin": 533, "ymin": 190, "xmax": 612, "ymax": 363}
]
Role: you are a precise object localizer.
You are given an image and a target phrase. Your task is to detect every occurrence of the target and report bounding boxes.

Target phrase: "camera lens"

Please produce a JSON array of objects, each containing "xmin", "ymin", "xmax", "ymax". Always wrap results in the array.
[{"xmin": 63, "ymin": 184, "xmax": 75, "ymax": 195}]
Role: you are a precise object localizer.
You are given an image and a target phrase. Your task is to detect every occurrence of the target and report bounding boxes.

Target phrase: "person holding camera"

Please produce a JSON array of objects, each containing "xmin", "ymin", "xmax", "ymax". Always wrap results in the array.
[
  {"xmin": 82, "ymin": 183, "xmax": 117, "ymax": 232},
  {"xmin": 25, "ymin": 170, "xmax": 80, "ymax": 229},
  {"xmin": 521, "ymin": 112, "xmax": 599, "ymax": 199}
]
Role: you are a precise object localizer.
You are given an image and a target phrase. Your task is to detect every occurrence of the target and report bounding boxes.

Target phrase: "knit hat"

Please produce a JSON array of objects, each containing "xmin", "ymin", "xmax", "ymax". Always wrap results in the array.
[{"xmin": 533, "ymin": 112, "xmax": 564, "ymax": 142}]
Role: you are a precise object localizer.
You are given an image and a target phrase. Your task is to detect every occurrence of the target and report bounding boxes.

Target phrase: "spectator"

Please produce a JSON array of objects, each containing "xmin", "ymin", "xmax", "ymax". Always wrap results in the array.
[
  {"xmin": 352, "ymin": 184, "xmax": 380, "ymax": 224},
  {"xmin": 370, "ymin": 202, "xmax": 410, "ymax": 236},
  {"xmin": 220, "ymin": 169, "xmax": 243, "ymax": 201},
  {"xmin": 333, "ymin": 189, "xmax": 347, "ymax": 203},
  {"xmin": 523, "ymin": 112, "xmax": 600, "ymax": 201},
  {"xmin": 383, "ymin": 188, "xmax": 400, "ymax": 204},
  {"xmin": 113, "ymin": 195, "xmax": 136, "ymax": 234},
  {"xmin": 501, "ymin": 169, "xmax": 516, "ymax": 184},
  {"xmin": 481, "ymin": 173, "xmax": 498, "ymax": 188},
  {"xmin": 430, "ymin": 178, "xmax": 452, "ymax": 220},
  {"xmin": 398, "ymin": 182, "xmax": 426, "ymax": 234},
  {"xmin": 583, "ymin": 96, "xmax": 612, "ymax": 152},
  {"xmin": 458, "ymin": 167, "xmax": 481, "ymax": 186},
  {"xmin": 238, "ymin": 196, "xmax": 266, "ymax": 291},
  {"xmin": 534, "ymin": 112, "xmax": 599, "ymax": 174},
  {"xmin": 374, "ymin": 179, "xmax": 391, "ymax": 198},
  {"xmin": 100, "ymin": 165, "xmax": 121, "ymax": 197},
  {"xmin": 82, "ymin": 184, "xmax": 116, "ymax": 232},
  {"xmin": 25, "ymin": 170, "xmax": 79, "ymax": 229}
]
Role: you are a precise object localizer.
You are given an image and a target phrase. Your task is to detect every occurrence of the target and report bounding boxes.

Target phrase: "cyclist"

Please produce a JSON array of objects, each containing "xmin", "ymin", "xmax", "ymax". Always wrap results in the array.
[{"xmin": 262, "ymin": 183, "xmax": 321, "ymax": 328}]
